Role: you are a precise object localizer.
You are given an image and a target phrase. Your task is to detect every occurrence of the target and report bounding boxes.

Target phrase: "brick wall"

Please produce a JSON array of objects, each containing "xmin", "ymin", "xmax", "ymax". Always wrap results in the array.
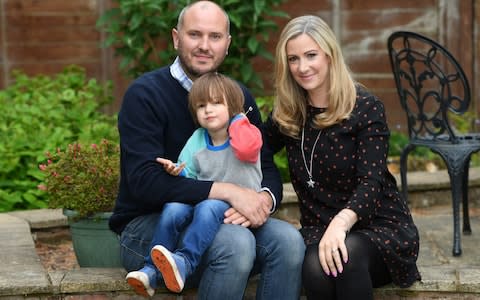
[
  {"xmin": 1, "ymin": 1, "xmax": 104, "ymax": 79},
  {"xmin": 0, "ymin": 0, "xmax": 479, "ymax": 128},
  {"xmin": 0, "ymin": 0, "xmax": 127, "ymax": 113}
]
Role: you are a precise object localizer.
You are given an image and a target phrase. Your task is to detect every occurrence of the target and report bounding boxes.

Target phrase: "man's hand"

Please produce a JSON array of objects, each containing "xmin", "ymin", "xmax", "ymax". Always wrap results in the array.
[
  {"xmin": 258, "ymin": 190, "xmax": 274, "ymax": 212},
  {"xmin": 210, "ymin": 183, "xmax": 271, "ymax": 228},
  {"xmin": 224, "ymin": 191, "xmax": 271, "ymax": 227}
]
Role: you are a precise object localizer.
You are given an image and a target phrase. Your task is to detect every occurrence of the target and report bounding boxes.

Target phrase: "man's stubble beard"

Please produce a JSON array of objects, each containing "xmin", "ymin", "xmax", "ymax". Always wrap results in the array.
[{"xmin": 177, "ymin": 47, "xmax": 226, "ymax": 80}]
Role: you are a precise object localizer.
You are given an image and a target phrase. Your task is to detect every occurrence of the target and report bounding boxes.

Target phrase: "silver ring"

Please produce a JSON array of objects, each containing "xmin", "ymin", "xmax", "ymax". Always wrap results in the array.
[{"xmin": 331, "ymin": 249, "xmax": 338, "ymax": 253}]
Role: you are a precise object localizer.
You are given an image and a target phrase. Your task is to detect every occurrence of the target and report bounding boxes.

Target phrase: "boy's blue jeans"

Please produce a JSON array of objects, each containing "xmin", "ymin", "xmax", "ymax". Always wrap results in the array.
[
  {"xmin": 145, "ymin": 199, "xmax": 230, "ymax": 276},
  {"xmin": 119, "ymin": 205, "xmax": 305, "ymax": 300}
]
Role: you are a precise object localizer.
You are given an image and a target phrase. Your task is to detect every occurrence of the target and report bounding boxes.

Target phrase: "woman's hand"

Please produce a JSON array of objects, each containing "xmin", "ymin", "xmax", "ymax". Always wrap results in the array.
[
  {"xmin": 318, "ymin": 219, "xmax": 348, "ymax": 277},
  {"xmin": 156, "ymin": 157, "xmax": 185, "ymax": 176},
  {"xmin": 318, "ymin": 209, "xmax": 357, "ymax": 277}
]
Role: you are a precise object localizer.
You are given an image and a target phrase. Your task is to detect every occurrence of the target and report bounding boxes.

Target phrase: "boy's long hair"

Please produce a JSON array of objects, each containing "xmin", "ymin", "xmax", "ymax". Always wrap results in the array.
[{"xmin": 188, "ymin": 72, "xmax": 245, "ymax": 124}]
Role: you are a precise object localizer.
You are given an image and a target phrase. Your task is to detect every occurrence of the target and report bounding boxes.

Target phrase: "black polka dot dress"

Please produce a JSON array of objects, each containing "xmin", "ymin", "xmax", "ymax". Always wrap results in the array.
[{"xmin": 264, "ymin": 87, "xmax": 421, "ymax": 288}]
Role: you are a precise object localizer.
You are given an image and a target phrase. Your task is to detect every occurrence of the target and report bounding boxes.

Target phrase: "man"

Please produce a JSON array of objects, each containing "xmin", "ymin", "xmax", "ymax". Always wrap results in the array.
[{"xmin": 109, "ymin": 1, "xmax": 305, "ymax": 299}]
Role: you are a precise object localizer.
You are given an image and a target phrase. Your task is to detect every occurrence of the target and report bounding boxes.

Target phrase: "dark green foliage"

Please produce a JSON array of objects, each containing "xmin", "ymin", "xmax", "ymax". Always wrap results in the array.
[
  {"xmin": 96, "ymin": 0, "xmax": 289, "ymax": 93},
  {"xmin": 388, "ymin": 130, "xmax": 409, "ymax": 157},
  {"xmin": 0, "ymin": 66, "xmax": 118, "ymax": 212},
  {"xmin": 256, "ymin": 95, "xmax": 290, "ymax": 182}
]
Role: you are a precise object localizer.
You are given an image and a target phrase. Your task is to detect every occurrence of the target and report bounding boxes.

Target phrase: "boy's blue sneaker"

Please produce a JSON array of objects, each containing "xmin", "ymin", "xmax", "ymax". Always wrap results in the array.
[
  {"xmin": 125, "ymin": 265, "xmax": 157, "ymax": 297},
  {"xmin": 151, "ymin": 245, "xmax": 186, "ymax": 293}
]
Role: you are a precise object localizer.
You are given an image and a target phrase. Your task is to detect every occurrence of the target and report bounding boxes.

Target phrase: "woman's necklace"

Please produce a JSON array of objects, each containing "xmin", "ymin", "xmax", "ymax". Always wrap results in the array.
[{"xmin": 301, "ymin": 126, "xmax": 322, "ymax": 188}]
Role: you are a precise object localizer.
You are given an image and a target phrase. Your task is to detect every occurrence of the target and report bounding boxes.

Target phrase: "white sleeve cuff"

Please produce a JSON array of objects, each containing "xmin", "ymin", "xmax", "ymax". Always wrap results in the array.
[{"xmin": 260, "ymin": 187, "xmax": 277, "ymax": 213}]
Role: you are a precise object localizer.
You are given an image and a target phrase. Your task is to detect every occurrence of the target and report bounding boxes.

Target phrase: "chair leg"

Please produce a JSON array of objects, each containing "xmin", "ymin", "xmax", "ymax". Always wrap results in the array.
[
  {"xmin": 447, "ymin": 165, "xmax": 464, "ymax": 256},
  {"xmin": 399, "ymin": 144, "xmax": 415, "ymax": 202},
  {"xmin": 462, "ymin": 159, "xmax": 472, "ymax": 234}
]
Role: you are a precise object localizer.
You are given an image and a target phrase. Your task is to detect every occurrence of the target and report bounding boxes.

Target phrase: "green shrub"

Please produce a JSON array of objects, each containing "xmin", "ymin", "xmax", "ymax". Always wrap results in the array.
[
  {"xmin": 388, "ymin": 130, "xmax": 409, "ymax": 157},
  {"xmin": 256, "ymin": 95, "xmax": 290, "ymax": 182},
  {"xmin": 96, "ymin": 0, "xmax": 288, "ymax": 93},
  {"xmin": 0, "ymin": 65, "xmax": 118, "ymax": 212}
]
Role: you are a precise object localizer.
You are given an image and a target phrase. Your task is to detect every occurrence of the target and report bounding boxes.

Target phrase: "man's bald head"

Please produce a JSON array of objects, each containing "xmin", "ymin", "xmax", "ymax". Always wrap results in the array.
[{"xmin": 176, "ymin": 1, "xmax": 230, "ymax": 34}]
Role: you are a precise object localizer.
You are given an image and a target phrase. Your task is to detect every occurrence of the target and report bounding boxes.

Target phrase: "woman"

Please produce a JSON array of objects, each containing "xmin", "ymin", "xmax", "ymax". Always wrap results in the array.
[{"xmin": 263, "ymin": 15, "xmax": 421, "ymax": 299}]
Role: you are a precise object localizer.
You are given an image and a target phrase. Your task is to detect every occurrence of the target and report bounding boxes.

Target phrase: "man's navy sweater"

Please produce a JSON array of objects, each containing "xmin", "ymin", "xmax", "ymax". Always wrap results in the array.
[{"xmin": 109, "ymin": 66, "xmax": 282, "ymax": 234}]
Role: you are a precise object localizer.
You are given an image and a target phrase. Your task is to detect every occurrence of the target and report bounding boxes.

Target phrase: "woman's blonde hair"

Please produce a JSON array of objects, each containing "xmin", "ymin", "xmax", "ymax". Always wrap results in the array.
[
  {"xmin": 273, "ymin": 15, "xmax": 357, "ymax": 138},
  {"xmin": 188, "ymin": 72, "xmax": 245, "ymax": 124}
]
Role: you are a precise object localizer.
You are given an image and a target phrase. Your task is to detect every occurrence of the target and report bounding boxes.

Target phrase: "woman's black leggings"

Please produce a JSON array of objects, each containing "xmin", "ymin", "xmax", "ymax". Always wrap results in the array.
[{"xmin": 302, "ymin": 232, "xmax": 391, "ymax": 300}]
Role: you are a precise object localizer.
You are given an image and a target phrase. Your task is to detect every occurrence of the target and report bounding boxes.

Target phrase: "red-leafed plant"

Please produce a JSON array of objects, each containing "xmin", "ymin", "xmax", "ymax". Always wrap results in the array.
[{"xmin": 38, "ymin": 139, "xmax": 119, "ymax": 218}]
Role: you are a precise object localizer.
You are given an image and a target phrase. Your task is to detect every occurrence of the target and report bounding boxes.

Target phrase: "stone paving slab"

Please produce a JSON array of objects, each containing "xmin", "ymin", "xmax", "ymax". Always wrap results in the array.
[
  {"xmin": 0, "ymin": 214, "xmax": 34, "ymax": 248},
  {"xmin": 59, "ymin": 268, "xmax": 129, "ymax": 293},
  {"xmin": 0, "ymin": 214, "xmax": 51, "ymax": 297},
  {"xmin": 416, "ymin": 266, "xmax": 458, "ymax": 292},
  {"xmin": 8, "ymin": 208, "xmax": 67, "ymax": 229},
  {"xmin": 458, "ymin": 268, "xmax": 480, "ymax": 293},
  {"xmin": 413, "ymin": 210, "xmax": 480, "ymax": 266}
]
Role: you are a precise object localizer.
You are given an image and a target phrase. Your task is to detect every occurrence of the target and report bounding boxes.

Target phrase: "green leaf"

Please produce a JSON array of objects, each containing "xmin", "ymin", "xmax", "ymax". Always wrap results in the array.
[
  {"xmin": 130, "ymin": 13, "xmax": 143, "ymax": 31},
  {"xmin": 257, "ymin": 47, "xmax": 274, "ymax": 60},
  {"xmin": 254, "ymin": 0, "xmax": 266, "ymax": 17},
  {"xmin": 247, "ymin": 37, "xmax": 259, "ymax": 53},
  {"xmin": 96, "ymin": 8, "xmax": 121, "ymax": 27},
  {"xmin": 265, "ymin": 10, "xmax": 290, "ymax": 18},
  {"xmin": 240, "ymin": 64, "xmax": 254, "ymax": 82}
]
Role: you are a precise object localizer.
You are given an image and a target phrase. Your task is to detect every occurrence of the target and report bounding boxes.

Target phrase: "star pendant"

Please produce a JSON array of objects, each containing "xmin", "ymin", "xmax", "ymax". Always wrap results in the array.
[{"xmin": 307, "ymin": 178, "xmax": 315, "ymax": 188}]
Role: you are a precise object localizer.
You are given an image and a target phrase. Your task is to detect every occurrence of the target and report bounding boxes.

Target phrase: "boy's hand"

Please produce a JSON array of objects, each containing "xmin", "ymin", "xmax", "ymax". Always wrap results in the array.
[{"xmin": 156, "ymin": 158, "xmax": 186, "ymax": 176}]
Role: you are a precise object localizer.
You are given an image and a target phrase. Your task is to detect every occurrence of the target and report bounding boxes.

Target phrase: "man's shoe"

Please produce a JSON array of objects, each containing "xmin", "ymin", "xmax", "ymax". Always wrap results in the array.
[
  {"xmin": 125, "ymin": 265, "xmax": 157, "ymax": 297},
  {"xmin": 151, "ymin": 245, "xmax": 186, "ymax": 293}
]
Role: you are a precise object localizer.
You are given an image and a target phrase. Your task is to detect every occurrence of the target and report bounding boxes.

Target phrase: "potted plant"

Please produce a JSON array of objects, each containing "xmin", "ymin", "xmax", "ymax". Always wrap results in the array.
[{"xmin": 38, "ymin": 139, "xmax": 122, "ymax": 267}]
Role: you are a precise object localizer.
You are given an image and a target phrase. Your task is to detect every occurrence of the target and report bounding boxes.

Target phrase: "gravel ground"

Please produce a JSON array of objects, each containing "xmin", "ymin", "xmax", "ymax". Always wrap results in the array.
[{"xmin": 33, "ymin": 227, "xmax": 79, "ymax": 271}]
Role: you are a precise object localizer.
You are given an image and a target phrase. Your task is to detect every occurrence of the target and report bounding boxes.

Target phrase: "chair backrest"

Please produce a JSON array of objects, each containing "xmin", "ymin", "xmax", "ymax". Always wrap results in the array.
[{"xmin": 387, "ymin": 31, "xmax": 471, "ymax": 143}]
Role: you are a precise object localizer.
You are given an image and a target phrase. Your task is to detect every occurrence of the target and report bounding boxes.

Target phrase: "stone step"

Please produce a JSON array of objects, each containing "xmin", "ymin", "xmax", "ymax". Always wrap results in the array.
[
  {"xmin": 1, "ymin": 167, "xmax": 480, "ymax": 299},
  {"xmin": 1, "ymin": 265, "xmax": 479, "ymax": 299}
]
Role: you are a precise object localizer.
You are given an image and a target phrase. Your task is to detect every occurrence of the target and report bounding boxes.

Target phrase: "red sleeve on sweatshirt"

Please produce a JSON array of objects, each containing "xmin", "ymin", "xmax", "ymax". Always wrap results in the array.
[{"xmin": 229, "ymin": 115, "xmax": 263, "ymax": 163}]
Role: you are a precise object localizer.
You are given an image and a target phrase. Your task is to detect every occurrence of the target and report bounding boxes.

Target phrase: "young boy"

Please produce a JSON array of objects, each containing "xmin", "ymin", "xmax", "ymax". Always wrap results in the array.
[{"xmin": 125, "ymin": 72, "xmax": 263, "ymax": 296}]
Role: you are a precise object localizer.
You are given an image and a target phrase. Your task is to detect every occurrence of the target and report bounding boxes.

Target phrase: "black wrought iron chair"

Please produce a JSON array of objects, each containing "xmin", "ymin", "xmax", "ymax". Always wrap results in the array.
[{"xmin": 387, "ymin": 31, "xmax": 480, "ymax": 256}]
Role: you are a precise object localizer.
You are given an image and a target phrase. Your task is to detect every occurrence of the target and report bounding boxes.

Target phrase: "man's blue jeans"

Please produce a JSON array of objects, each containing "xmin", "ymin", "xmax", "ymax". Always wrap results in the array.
[
  {"xmin": 120, "ymin": 210, "xmax": 305, "ymax": 300},
  {"xmin": 145, "ymin": 200, "xmax": 230, "ymax": 276}
]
